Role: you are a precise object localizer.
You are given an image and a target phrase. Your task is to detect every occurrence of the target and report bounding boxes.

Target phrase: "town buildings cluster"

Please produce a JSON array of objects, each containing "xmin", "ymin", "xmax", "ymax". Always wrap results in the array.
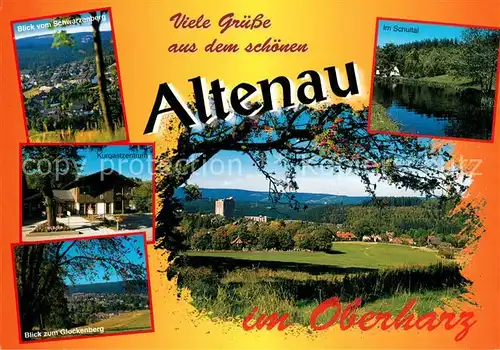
[
  {"xmin": 21, "ymin": 56, "xmax": 117, "ymax": 128},
  {"xmin": 213, "ymin": 197, "xmax": 450, "ymax": 249}
]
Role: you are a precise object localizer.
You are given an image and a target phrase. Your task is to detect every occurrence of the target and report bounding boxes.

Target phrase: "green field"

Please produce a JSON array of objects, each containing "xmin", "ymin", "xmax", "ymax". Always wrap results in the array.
[
  {"xmin": 86, "ymin": 310, "xmax": 152, "ymax": 333},
  {"xmin": 178, "ymin": 243, "xmax": 467, "ymax": 324},
  {"xmin": 187, "ymin": 242, "xmax": 442, "ymax": 269},
  {"xmin": 418, "ymin": 74, "xmax": 475, "ymax": 87}
]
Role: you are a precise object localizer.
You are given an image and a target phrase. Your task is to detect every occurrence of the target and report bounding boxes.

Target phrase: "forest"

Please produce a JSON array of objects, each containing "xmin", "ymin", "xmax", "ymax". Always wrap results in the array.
[
  {"xmin": 181, "ymin": 196, "xmax": 423, "ymax": 219},
  {"xmin": 16, "ymin": 31, "xmax": 114, "ymax": 72},
  {"xmin": 131, "ymin": 180, "xmax": 153, "ymax": 213},
  {"xmin": 179, "ymin": 197, "xmax": 468, "ymax": 252},
  {"xmin": 183, "ymin": 197, "xmax": 460, "ymax": 228},
  {"xmin": 376, "ymin": 28, "xmax": 499, "ymax": 93}
]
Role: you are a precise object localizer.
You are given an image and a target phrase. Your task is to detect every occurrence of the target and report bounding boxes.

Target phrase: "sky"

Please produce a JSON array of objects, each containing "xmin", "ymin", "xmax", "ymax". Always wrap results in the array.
[
  {"xmin": 190, "ymin": 150, "xmax": 429, "ymax": 197},
  {"xmin": 78, "ymin": 146, "xmax": 153, "ymax": 180},
  {"xmin": 13, "ymin": 12, "xmax": 112, "ymax": 39},
  {"xmin": 377, "ymin": 20, "xmax": 466, "ymax": 47},
  {"xmin": 60, "ymin": 234, "xmax": 146, "ymax": 285},
  {"xmin": 185, "ymin": 109, "xmax": 456, "ymax": 197}
]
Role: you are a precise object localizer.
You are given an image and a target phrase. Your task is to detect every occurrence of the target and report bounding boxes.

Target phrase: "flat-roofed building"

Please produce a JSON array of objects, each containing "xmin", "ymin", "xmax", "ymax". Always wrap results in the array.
[{"xmin": 215, "ymin": 197, "xmax": 235, "ymax": 218}]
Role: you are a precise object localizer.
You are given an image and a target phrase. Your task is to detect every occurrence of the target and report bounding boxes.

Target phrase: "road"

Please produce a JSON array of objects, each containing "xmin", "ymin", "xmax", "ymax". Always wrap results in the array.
[{"xmin": 23, "ymin": 214, "xmax": 153, "ymax": 242}]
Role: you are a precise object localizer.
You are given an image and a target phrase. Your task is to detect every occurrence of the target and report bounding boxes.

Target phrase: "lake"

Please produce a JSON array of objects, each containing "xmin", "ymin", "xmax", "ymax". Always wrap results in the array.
[{"xmin": 373, "ymin": 81, "xmax": 495, "ymax": 140}]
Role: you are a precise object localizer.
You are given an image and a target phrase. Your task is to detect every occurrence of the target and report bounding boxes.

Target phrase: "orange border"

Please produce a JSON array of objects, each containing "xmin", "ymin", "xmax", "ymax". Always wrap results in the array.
[
  {"xmin": 19, "ymin": 142, "xmax": 157, "ymax": 243},
  {"xmin": 10, "ymin": 231, "xmax": 155, "ymax": 344},
  {"xmin": 9, "ymin": 7, "xmax": 131, "ymax": 144},
  {"xmin": 367, "ymin": 16, "xmax": 500, "ymax": 143}
]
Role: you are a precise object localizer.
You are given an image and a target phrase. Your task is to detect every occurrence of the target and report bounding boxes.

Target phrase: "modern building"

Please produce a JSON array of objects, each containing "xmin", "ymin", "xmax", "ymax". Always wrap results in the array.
[
  {"xmin": 23, "ymin": 168, "xmax": 138, "ymax": 218},
  {"xmin": 244, "ymin": 215, "xmax": 268, "ymax": 223},
  {"xmin": 215, "ymin": 197, "xmax": 235, "ymax": 218}
]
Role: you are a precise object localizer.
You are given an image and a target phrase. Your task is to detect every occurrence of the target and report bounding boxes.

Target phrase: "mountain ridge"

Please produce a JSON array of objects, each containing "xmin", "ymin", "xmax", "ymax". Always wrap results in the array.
[
  {"xmin": 175, "ymin": 187, "xmax": 372, "ymax": 205},
  {"xmin": 67, "ymin": 280, "xmax": 148, "ymax": 294}
]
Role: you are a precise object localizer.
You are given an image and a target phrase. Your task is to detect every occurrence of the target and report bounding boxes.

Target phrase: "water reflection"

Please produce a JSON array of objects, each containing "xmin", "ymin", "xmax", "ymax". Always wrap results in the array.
[{"xmin": 373, "ymin": 81, "xmax": 494, "ymax": 140}]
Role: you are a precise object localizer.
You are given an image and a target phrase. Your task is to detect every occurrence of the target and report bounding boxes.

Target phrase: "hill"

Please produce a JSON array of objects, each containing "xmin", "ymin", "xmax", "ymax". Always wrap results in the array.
[
  {"xmin": 67, "ymin": 280, "xmax": 148, "ymax": 294},
  {"xmin": 175, "ymin": 187, "xmax": 371, "ymax": 205},
  {"xmin": 16, "ymin": 31, "xmax": 114, "ymax": 71}
]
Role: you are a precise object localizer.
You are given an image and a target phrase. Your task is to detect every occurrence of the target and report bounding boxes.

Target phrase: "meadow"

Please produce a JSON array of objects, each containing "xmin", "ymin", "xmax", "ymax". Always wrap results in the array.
[
  {"xmin": 28, "ymin": 126, "xmax": 126, "ymax": 143},
  {"xmin": 188, "ymin": 242, "xmax": 441, "ymax": 269},
  {"xmin": 46, "ymin": 310, "xmax": 152, "ymax": 340},
  {"xmin": 176, "ymin": 243, "xmax": 468, "ymax": 325},
  {"xmin": 86, "ymin": 310, "xmax": 152, "ymax": 334}
]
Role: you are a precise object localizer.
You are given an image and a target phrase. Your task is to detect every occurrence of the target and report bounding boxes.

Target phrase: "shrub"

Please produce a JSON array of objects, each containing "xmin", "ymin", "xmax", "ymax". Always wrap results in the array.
[
  {"xmin": 32, "ymin": 222, "xmax": 73, "ymax": 233},
  {"xmin": 212, "ymin": 229, "xmax": 230, "ymax": 250},
  {"xmin": 191, "ymin": 230, "xmax": 212, "ymax": 250},
  {"xmin": 177, "ymin": 262, "xmax": 469, "ymax": 323},
  {"xmin": 258, "ymin": 230, "xmax": 280, "ymax": 250},
  {"xmin": 278, "ymin": 231, "xmax": 295, "ymax": 251},
  {"xmin": 438, "ymin": 247, "xmax": 455, "ymax": 259},
  {"xmin": 293, "ymin": 233, "xmax": 313, "ymax": 250},
  {"xmin": 311, "ymin": 228, "xmax": 333, "ymax": 251},
  {"xmin": 176, "ymin": 266, "xmax": 221, "ymax": 302}
]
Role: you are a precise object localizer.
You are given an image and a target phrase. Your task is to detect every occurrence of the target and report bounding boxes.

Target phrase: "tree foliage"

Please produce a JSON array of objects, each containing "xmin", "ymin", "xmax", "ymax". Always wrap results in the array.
[
  {"xmin": 458, "ymin": 28, "xmax": 500, "ymax": 93},
  {"xmin": 132, "ymin": 180, "xmax": 153, "ymax": 213},
  {"xmin": 23, "ymin": 146, "xmax": 84, "ymax": 226}
]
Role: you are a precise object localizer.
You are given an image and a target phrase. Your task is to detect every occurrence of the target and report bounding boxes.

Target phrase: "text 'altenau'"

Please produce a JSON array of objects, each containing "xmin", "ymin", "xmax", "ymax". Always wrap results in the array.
[{"xmin": 144, "ymin": 62, "xmax": 360, "ymax": 134}]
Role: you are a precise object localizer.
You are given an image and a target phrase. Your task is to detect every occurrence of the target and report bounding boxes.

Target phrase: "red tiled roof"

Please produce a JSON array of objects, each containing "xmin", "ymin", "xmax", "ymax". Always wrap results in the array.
[{"xmin": 336, "ymin": 231, "xmax": 356, "ymax": 239}]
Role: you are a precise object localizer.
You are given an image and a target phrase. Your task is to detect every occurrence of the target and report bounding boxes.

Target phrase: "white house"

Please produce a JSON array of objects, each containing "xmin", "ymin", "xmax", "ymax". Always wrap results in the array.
[
  {"xmin": 389, "ymin": 66, "xmax": 400, "ymax": 77},
  {"xmin": 375, "ymin": 66, "xmax": 401, "ymax": 77}
]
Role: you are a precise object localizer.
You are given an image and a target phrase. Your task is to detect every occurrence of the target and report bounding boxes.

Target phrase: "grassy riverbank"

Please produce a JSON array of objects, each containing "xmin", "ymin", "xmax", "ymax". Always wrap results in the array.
[
  {"xmin": 418, "ymin": 75, "xmax": 474, "ymax": 87},
  {"xmin": 375, "ymin": 75, "xmax": 495, "ymax": 92},
  {"xmin": 370, "ymin": 103, "xmax": 400, "ymax": 132}
]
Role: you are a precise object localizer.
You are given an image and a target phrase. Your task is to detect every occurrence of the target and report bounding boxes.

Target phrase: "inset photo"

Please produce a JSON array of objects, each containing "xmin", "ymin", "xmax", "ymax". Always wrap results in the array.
[
  {"xmin": 12, "ymin": 8, "xmax": 128, "ymax": 143},
  {"xmin": 21, "ymin": 144, "xmax": 155, "ymax": 242},
  {"xmin": 12, "ymin": 233, "xmax": 153, "ymax": 342},
  {"xmin": 369, "ymin": 18, "xmax": 500, "ymax": 141}
]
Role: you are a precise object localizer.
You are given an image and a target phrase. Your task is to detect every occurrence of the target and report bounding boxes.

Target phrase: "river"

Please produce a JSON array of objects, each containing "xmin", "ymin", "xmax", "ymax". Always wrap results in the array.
[{"xmin": 373, "ymin": 81, "xmax": 494, "ymax": 140}]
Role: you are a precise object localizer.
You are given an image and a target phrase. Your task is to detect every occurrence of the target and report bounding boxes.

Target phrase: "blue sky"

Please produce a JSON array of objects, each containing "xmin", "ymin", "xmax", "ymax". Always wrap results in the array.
[
  {"xmin": 377, "ymin": 20, "xmax": 466, "ymax": 46},
  {"xmin": 13, "ymin": 12, "xmax": 112, "ymax": 39},
  {"xmin": 190, "ymin": 149, "xmax": 437, "ymax": 197},
  {"xmin": 188, "ymin": 110, "xmax": 452, "ymax": 197},
  {"xmin": 61, "ymin": 234, "xmax": 146, "ymax": 285},
  {"xmin": 78, "ymin": 146, "xmax": 153, "ymax": 180}
]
